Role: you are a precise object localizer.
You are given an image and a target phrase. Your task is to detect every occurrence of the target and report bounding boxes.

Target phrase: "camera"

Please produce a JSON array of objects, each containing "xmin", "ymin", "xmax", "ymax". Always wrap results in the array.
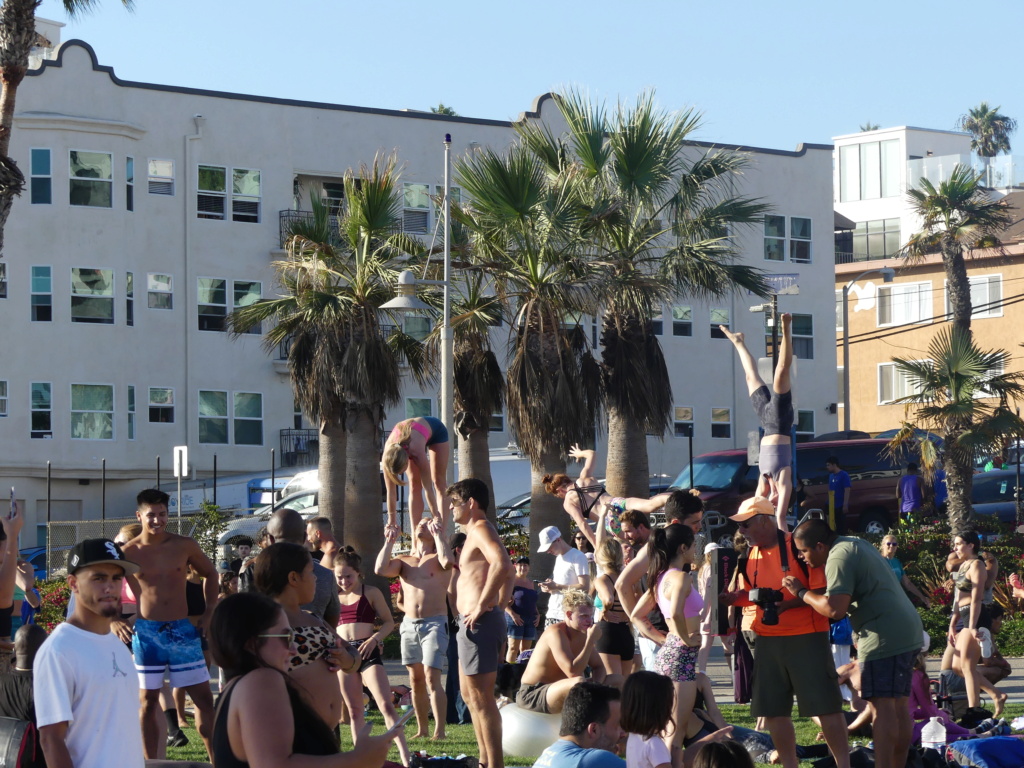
[{"xmin": 749, "ymin": 587, "xmax": 785, "ymax": 626}]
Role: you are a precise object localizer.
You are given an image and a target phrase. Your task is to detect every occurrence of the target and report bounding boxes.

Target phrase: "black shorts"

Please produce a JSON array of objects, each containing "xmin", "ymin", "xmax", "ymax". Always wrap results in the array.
[
  {"xmin": 750, "ymin": 385, "xmax": 794, "ymax": 436},
  {"xmin": 352, "ymin": 638, "xmax": 384, "ymax": 673},
  {"xmin": 595, "ymin": 621, "xmax": 634, "ymax": 661}
]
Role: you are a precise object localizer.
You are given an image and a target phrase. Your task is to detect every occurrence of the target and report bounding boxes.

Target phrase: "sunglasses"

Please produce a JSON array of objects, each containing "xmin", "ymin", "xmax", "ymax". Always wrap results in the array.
[
  {"xmin": 258, "ymin": 627, "xmax": 296, "ymax": 646},
  {"xmin": 885, "ymin": 542, "xmax": 897, "ymax": 548}
]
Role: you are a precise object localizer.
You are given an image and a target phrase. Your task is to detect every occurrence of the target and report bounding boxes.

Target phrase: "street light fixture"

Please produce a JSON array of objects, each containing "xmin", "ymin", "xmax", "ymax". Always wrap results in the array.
[
  {"xmin": 842, "ymin": 266, "xmax": 895, "ymax": 431},
  {"xmin": 381, "ymin": 134, "xmax": 455, "ymax": 491}
]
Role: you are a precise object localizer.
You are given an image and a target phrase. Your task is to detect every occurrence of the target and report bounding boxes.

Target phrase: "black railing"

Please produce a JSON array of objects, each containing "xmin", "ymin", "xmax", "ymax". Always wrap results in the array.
[
  {"xmin": 280, "ymin": 429, "xmax": 319, "ymax": 467},
  {"xmin": 279, "ymin": 210, "xmax": 344, "ymax": 249},
  {"xmin": 835, "ymin": 251, "xmax": 892, "ymax": 265}
]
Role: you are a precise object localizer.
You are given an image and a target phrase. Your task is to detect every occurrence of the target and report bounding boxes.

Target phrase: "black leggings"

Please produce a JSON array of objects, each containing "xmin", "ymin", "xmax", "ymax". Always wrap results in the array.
[{"xmin": 595, "ymin": 621, "xmax": 634, "ymax": 661}]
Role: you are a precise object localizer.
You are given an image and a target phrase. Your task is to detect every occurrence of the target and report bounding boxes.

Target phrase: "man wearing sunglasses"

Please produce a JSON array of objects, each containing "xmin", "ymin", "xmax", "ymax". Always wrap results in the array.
[{"xmin": 720, "ymin": 497, "xmax": 850, "ymax": 768}]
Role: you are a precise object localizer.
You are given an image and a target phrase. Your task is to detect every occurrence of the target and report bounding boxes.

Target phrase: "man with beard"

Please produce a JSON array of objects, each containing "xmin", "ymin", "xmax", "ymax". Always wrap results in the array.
[{"xmin": 35, "ymin": 538, "xmax": 144, "ymax": 768}]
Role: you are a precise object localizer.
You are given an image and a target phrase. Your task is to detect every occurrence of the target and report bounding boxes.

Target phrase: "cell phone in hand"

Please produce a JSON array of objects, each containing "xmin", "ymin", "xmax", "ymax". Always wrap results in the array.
[{"xmin": 389, "ymin": 707, "xmax": 416, "ymax": 733}]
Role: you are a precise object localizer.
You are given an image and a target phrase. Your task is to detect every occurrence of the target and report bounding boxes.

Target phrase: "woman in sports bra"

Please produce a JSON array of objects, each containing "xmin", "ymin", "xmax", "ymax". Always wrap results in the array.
[
  {"xmin": 252, "ymin": 542, "xmax": 357, "ymax": 731},
  {"xmin": 334, "ymin": 548, "xmax": 410, "ymax": 766},
  {"xmin": 630, "ymin": 523, "xmax": 702, "ymax": 757},
  {"xmin": 948, "ymin": 529, "xmax": 999, "ymax": 715},
  {"xmin": 593, "ymin": 537, "xmax": 634, "ymax": 678},
  {"xmin": 382, "ymin": 417, "xmax": 451, "ymax": 531},
  {"xmin": 543, "ymin": 445, "xmax": 671, "ymax": 549},
  {"xmin": 208, "ymin": 591, "xmax": 399, "ymax": 768}
]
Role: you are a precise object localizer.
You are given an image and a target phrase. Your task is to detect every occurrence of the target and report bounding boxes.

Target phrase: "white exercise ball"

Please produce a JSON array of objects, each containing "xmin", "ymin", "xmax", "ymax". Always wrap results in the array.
[{"xmin": 500, "ymin": 703, "xmax": 561, "ymax": 758}]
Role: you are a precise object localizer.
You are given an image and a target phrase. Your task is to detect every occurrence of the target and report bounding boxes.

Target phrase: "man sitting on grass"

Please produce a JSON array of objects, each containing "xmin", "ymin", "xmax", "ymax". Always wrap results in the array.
[{"xmin": 517, "ymin": 590, "xmax": 620, "ymax": 715}]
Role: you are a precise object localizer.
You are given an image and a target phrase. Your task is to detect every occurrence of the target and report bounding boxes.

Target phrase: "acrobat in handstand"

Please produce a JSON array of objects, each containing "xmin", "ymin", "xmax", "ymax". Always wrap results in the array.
[{"xmin": 721, "ymin": 313, "xmax": 795, "ymax": 531}]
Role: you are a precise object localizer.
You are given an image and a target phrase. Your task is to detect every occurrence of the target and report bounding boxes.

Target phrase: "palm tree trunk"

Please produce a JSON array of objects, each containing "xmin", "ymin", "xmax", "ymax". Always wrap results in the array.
[
  {"xmin": 942, "ymin": 240, "xmax": 973, "ymax": 334},
  {"xmin": 318, "ymin": 418, "xmax": 346, "ymax": 540},
  {"xmin": 530, "ymin": 447, "xmax": 566, "ymax": 578},
  {"xmin": 944, "ymin": 442, "xmax": 973, "ymax": 532},
  {"xmin": 605, "ymin": 405, "xmax": 650, "ymax": 498},
  {"xmin": 344, "ymin": 407, "xmax": 386, "ymax": 592},
  {"xmin": 458, "ymin": 425, "xmax": 496, "ymax": 524}
]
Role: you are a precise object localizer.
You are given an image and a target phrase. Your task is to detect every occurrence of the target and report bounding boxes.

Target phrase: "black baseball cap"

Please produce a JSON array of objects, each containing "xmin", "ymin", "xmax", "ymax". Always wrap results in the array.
[{"xmin": 67, "ymin": 538, "xmax": 139, "ymax": 576}]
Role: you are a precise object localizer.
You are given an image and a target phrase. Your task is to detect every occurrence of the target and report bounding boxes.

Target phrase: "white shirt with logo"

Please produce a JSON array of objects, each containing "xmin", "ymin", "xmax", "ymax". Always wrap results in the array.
[{"xmin": 547, "ymin": 547, "xmax": 590, "ymax": 620}]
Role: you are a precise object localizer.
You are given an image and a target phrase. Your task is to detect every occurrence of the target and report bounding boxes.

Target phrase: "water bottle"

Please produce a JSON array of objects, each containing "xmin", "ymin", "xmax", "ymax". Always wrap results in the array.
[{"xmin": 921, "ymin": 716, "xmax": 946, "ymax": 751}]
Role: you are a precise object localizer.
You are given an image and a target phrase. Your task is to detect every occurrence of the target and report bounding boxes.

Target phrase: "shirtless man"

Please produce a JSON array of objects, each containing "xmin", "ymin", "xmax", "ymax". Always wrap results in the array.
[
  {"xmin": 516, "ymin": 590, "xmax": 616, "ymax": 715},
  {"xmin": 306, "ymin": 517, "xmax": 340, "ymax": 569},
  {"xmin": 117, "ymin": 489, "xmax": 218, "ymax": 760},
  {"xmin": 721, "ymin": 313, "xmax": 795, "ymax": 530},
  {"xmin": 447, "ymin": 478, "xmax": 514, "ymax": 768},
  {"xmin": 375, "ymin": 517, "xmax": 453, "ymax": 740}
]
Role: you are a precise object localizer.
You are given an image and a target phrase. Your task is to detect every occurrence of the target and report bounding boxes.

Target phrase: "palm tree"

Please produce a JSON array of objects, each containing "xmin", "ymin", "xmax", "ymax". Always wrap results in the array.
[
  {"xmin": 430, "ymin": 103, "xmax": 458, "ymax": 117},
  {"xmin": 229, "ymin": 156, "xmax": 428, "ymax": 565},
  {"xmin": 0, "ymin": 0, "xmax": 133, "ymax": 255},
  {"xmin": 957, "ymin": 102, "xmax": 1018, "ymax": 157},
  {"xmin": 518, "ymin": 91, "xmax": 771, "ymax": 496},
  {"xmin": 886, "ymin": 326, "xmax": 1024, "ymax": 530},
  {"xmin": 860, "ymin": 122, "xmax": 880, "ymax": 132},
  {"xmin": 904, "ymin": 165, "xmax": 1012, "ymax": 333},
  {"xmin": 454, "ymin": 143, "xmax": 601, "ymax": 555}
]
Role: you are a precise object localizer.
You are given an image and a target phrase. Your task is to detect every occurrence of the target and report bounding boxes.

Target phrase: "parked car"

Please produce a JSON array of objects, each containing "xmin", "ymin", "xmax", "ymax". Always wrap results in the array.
[
  {"xmin": 670, "ymin": 439, "xmax": 904, "ymax": 534},
  {"xmin": 19, "ymin": 545, "xmax": 74, "ymax": 578},
  {"xmin": 218, "ymin": 489, "xmax": 320, "ymax": 548},
  {"xmin": 970, "ymin": 469, "xmax": 1023, "ymax": 525}
]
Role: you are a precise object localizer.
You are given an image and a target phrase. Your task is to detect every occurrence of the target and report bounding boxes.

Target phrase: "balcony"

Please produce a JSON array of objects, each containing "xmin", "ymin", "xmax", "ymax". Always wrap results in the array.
[
  {"xmin": 280, "ymin": 429, "xmax": 318, "ymax": 468},
  {"xmin": 279, "ymin": 210, "xmax": 343, "ymax": 249},
  {"xmin": 908, "ymin": 154, "xmax": 1024, "ymax": 191}
]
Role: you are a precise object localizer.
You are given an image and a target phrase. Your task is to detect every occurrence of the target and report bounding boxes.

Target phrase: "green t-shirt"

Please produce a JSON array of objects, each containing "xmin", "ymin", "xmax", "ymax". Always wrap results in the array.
[{"xmin": 825, "ymin": 537, "xmax": 923, "ymax": 662}]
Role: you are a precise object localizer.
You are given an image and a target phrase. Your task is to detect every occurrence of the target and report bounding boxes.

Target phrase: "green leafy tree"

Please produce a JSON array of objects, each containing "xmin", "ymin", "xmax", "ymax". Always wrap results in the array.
[
  {"xmin": 229, "ymin": 156, "xmax": 428, "ymax": 566},
  {"xmin": 957, "ymin": 102, "xmax": 1018, "ymax": 157},
  {"xmin": 886, "ymin": 326, "xmax": 1024, "ymax": 530},
  {"xmin": 904, "ymin": 165, "xmax": 1012, "ymax": 333},
  {"xmin": 518, "ymin": 90, "xmax": 771, "ymax": 496},
  {"xmin": 430, "ymin": 103, "xmax": 459, "ymax": 116},
  {"xmin": 0, "ymin": 0, "xmax": 134, "ymax": 255}
]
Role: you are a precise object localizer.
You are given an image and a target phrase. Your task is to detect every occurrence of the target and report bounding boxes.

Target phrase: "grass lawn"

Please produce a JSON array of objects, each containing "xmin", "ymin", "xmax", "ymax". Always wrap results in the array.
[{"xmin": 168, "ymin": 702, "xmax": 1024, "ymax": 766}]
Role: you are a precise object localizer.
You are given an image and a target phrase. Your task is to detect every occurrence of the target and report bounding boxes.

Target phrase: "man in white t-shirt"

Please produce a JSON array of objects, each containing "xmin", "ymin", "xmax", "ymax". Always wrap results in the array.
[
  {"xmin": 538, "ymin": 526, "xmax": 591, "ymax": 627},
  {"xmin": 35, "ymin": 538, "xmax": 144, "ymax": 768}
]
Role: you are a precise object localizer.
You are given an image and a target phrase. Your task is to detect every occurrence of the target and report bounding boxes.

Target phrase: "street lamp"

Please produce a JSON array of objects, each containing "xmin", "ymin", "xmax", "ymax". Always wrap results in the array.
[
  {"xmin": 842, "ymin": 266, "xmax": 895, "ymax": 430},
  {"xmin": 382, "ymin": 134, "xmax": 455, "ymax": 490}
]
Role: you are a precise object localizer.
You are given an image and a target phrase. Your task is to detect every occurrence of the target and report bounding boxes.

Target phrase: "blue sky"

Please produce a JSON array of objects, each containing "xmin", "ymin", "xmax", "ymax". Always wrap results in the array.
[{"xmin": 37, "ymin": 0, "xmax": 1024, "ymax": 152}]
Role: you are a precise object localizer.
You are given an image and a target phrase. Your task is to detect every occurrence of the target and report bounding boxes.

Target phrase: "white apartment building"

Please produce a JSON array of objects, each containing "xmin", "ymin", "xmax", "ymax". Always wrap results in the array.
[{"xmin": 0, "ymin": 28, "xmax": 838, "ymax": 541}]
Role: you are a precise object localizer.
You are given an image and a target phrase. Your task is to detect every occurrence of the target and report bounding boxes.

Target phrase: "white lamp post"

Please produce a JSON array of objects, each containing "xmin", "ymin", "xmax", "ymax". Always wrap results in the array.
[
  {"xmin": 842, "ymin": 266, "xmax": 895, "ymax": 430},
  {"xmin": 382, "ymin": 134, "xmax": 454, "ymax": 489}
]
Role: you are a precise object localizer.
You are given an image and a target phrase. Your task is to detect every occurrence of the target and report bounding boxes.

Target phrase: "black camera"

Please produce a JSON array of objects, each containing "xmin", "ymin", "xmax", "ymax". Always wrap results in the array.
[{"xmin": 749, "ymin": 587, "xmax": 785, "ymax": 626}]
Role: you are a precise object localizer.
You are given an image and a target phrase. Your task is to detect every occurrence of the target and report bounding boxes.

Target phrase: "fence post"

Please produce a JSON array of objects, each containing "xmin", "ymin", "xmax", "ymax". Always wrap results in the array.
[
  {"xmin": 213, "ymin": 455, "xmax": 218, "ymax": 506},
  {"xmin": 156, "ymin": 456, "xmax": 161, "ymax": 489}
]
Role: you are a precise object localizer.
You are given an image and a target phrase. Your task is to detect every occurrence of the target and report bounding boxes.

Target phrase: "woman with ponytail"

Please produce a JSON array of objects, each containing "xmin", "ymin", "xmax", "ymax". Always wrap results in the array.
[
  {"xmin": 629, "ymin": 523, "xmax": 702, "ymax": 762},
  {"xmin": 382, "ymin": 417, "xmax": 450, "ymax": 531}
]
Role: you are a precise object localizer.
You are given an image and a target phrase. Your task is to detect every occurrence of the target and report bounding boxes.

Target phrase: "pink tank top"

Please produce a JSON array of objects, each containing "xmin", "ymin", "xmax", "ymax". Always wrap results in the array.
[
  {"xmin": 657, "ymin": 568, "xmax": 704, "ymax": 621},
  {"xmin": 390, "ymin": 419, "xmax": 431, "ymax": 443}
]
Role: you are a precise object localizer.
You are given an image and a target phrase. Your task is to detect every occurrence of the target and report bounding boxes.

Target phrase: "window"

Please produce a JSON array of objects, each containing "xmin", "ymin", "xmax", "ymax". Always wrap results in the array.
[
  {"xmin": 405, "ymin": 398, "xmax": 433, "ymax": 419},
  {"xmin": 147, "ymin": 273, "xmax": 173, "ymax": 309},
  {"xmin": 851, "ymin": 219, "xmax": 901, "ymax": 260},
  {"xmin": 0, "ymin": 381, "xmax": 6, "ymax": 417},
  {"xmin": 839, "ymin": 139, "xmax": 900, "ymax": 202},
  {"xmin": 31, "ymin": 266, "xmax": 52, "ymax": 321},
  {"xmin": 198, "ymin": 390, "xmax": 229, "ymax": 444},
  {"xmin": 234, "ymin": 393, "xmax": 263, "ymax": 445},
  {"xmin": 790, "ymin": 217, "xmax": 812, "ymax": 263},
  {"xmin": 796, "ymin": 410, "xmax": 815, "ymax": 441},
  {"xmin": 69, "ymin": 150, "xmax": 112, "ymax": 208},
  {"xmin": 673, "ymin": 406, "xmax": 694, "ymax": 437},
  {"xmin": 0, "ymin": 263, "xmax": 5, "ymax": 299},
  {"xmin": 127, "ymin": 385, "xmax": 135, "ymax": 440},
  {"xmin": 232, "ymin": 168, "xmax": 261, "ymax": 223},
  {"xmin": 148, "ymin": 159, "xmax": 174, "ymax": 196},
  {"xmin": 293, "ymin": 399, "xmax": 303, "ymax": 430},
  {"xmin": 148, "ymin": 387, "xmax": 174, "ymax": 423},
  {"xmin": 672, "ymin": 306, "xmax": 692, "ymax": 337},
  {"xmin": 877, "ymin": 282, "xmax": 931, "ymax": 327},
  {"xmin": 125, "ymin": 157, "xmax": 134, "ymax": 211},
  {"xmin": 198, "ymin": 278, "xmax": 227, "ymax": 331},
  {"xmin": 650, "ymin": 308, "xmax": 663, "ymax": 336},
  {"xmin": 70, "ymin": 268, "xmax": 114, "ymax": 324},
  {"xmin": 792, "ymin": 314, "xmax": 813, "ymax": 359},
  {"xmin": 70, "ymin": 383, "xmax": 114, "ymax": 440},
  {"xmin": 403, "ymin": 314, "xmax": 431, "ymax": 341},
  {"xmin": 233, "ymin": 280, "xmax": 262, "ymax": 333},
  {"xmin": 30, "ymin": 149, "xmax": 51, "ymax": 204},
  {"xmin": 197, "ymin": 165, "xmax": 226, "ymax": 219},
  {"xmin": 711, "ymin": 407, "xmax": 731, "ymax": 439},
  {"xmin": 125, "ymin": 272, "xmax": 134, "ymax": 326},
  {"xmin": 945, "ymin": 274, "xmax": 1002, "ymax": 320},
  {"xmin": 764, "ymin": 215, "xmax": 785, "ymax": 261},
  {"xmin": 489, "ymin": 410, "xmax": 504, "ymax": 432},
  {"xmin": 323, "ymin": 182, "xmax": 345, "ymax": 215},
  {"xmin": 403, "ymin": 183, "xmax": 430, "ymax": 233},
  {"xmin": 710, "ymin": 308, "xmax": 730, "ymax": 339},
  {"xmin": 30, "ymin": 382, "xmax": 51, "ymax": 438},
  {"xmin": 977, "ymin": 360, "xmax": 1006, "ymax": 399},
  {"xmin": 879, "ymin": 362, "xmax": 925, "ymax": 404}
]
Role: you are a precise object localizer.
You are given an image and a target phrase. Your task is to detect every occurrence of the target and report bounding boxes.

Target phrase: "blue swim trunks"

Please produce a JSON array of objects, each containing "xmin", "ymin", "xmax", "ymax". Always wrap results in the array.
[
  {"xmin": 422, "ymin": 416, "xmax": 449, "ymax": 446},
  {"xmin": 132, "ymin": 617, "xmax": 210, "ymax": 690}
]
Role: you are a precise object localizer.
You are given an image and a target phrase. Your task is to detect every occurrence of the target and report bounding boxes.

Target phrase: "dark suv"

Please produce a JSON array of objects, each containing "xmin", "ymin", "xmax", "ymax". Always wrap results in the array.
[{"xmin": 670, "ymin": 439, "xmax": 903, "ymax": 534}]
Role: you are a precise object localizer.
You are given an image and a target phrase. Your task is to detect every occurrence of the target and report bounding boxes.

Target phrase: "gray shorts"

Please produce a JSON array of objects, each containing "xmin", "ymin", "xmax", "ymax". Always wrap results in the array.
[
  {"xmin": 457, "ymin": 608, "xmax": 504, "ymax": 676},
  {"xmin": 400, "ymin": 615, "xmax": 449, "ymax": 670},
  {"xmin": 516, "ymin": 681, "xmax": 552, "ymax": 713},
  {"xmin": 861, "ymin": 650, "xmax": 915, "ymax": 699}
]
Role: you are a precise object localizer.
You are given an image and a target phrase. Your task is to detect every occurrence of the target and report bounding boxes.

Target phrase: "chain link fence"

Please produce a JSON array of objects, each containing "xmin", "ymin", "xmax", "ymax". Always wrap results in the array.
[{"xmin": 43, "ymin": 516, "xmax": 198, "ymax": 578}]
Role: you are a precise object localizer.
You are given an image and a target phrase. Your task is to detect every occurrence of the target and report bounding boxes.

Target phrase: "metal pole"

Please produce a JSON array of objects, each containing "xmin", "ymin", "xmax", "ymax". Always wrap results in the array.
[
  {"xmin": 101, "ymin": 458, "xmax": 106, "ymax": 529},
  {"xmin": 770, "ymin": 294, "xmax": 779, "ymax": 373},
  {"xmin": 842, "ymin": 285, "xmax": 851, "ymax": 431},
  {"xmin": 213, "ymin": 454, "xmax": 218, "ymax": 506},
  {"xmin": 271, "ymin": 449, "xmax": 276, "ymax": 501},
  {"xmin": 46, "ymin": 462, "xmax": 51, "ymax": 569},
  {"xmin": 1017, "ymin": 408, "xmax": 1022, "ymax": 528},
  {"xmin": 156, "ymin": 456, "xmax": 161, "ymax": 489},
  {"xmin": 177, "ymin": 471, "xmax": 182, "ymax": 522},
  {"xmin": 688, "ymin": 431, "xmax": 694, "ymax": 489},
  {"xmin": 440, "ymin": 134, "xmax": 455, "ymax": 489}
]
